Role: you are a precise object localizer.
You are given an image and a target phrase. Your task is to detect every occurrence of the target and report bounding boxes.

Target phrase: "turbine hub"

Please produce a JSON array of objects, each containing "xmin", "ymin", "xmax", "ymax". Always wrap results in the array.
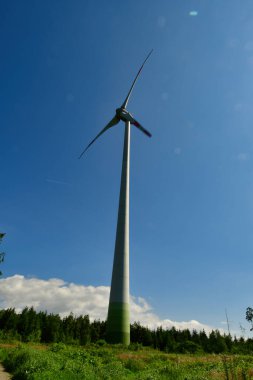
[
  {"xmin": 116, "ymin": 107, "xmax": 124, "ymax": 115},
  {"xmin": 116, "ymin": 107, "xmax": 128, "ymax": 121}
]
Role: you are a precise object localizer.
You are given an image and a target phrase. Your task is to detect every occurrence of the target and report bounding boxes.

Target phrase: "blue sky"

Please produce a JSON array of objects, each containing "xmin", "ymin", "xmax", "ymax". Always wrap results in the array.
[{"xmin": 1, "ymin": 0, "xmax": 253, "ymax": 334}]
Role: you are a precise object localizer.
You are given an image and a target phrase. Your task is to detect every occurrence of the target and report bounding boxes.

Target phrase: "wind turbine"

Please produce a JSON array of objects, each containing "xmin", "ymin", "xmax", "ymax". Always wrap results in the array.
[{"xmin": 79, "ymin": 50, "xmax": 153, "ymax": 344}]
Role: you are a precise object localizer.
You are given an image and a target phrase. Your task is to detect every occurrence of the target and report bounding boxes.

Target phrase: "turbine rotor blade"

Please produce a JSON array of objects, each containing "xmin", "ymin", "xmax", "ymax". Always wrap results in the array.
[
  {"xmin": 79, "ymin": 116, "xmax": 119, "ymax": 158},
  {"xmin": 121, "ymin": 49, "xmax": 153, "ymax": 109},
  {"xmin": 133, "ymin": 122, "xmax": 152, "ymax": 138},
  {"xmin": 127, "ymin": 114, "xmax": 152, "ymax": 137}
]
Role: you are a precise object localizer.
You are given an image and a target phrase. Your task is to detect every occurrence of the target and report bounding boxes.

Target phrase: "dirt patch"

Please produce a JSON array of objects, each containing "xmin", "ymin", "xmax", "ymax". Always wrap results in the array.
[
  {"xmin": 0, "ymin": 364, "xmax": 11, "ymax": 380},
  {"xmin": 0, "ymin": 344, "xmax": 16, "ymax": 349}
]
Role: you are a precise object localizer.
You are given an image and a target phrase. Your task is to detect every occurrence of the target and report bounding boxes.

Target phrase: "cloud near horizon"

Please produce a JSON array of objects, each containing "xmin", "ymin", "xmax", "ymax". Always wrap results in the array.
[{"xmin": 0, "ymin": 275, "xmax": 214, "ymax": 333}]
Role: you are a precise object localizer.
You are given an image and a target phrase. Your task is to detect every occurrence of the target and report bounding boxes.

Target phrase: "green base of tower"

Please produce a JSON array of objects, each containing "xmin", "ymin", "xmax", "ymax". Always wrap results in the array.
[{"xmin": 106, "ymin": 302, "xmax": 130, "ymax": 345}]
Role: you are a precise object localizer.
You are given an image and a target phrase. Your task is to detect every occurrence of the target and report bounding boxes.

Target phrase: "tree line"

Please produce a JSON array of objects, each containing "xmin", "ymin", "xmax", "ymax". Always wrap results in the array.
[{"xmin": 0, "ymin": 307, "xmax": 253, "ymax": 354}]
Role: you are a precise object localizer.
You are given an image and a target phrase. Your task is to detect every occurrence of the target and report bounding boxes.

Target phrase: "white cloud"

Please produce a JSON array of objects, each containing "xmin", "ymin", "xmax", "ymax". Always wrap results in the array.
[
  {"xmin": 0, "ymin": 275, "xmax": 214, "ymax": 332},
  {"xmin": 189, "ymin": 11, "xmax": 198, "ymax": 17}
]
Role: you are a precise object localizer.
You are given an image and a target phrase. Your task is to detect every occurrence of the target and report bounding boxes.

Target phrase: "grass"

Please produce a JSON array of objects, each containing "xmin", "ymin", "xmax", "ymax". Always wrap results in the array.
[{"xmin": 1, "ymin": 343, "xmax": 253, "ymax": 379}]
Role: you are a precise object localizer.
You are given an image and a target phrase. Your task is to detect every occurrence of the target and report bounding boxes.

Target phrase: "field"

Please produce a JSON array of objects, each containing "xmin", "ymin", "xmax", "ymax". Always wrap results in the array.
[{"xmin": 1, "ymin": 343, "xmax": 253, "ymax": 379}]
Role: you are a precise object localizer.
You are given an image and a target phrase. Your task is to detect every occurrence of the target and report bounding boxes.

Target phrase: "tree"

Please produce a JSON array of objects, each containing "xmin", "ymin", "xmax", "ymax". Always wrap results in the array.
[
  {"xmin": 246, "ymin": 307, "xmax": 253, "ymax": 330},
  {"xmin": 17, "ymin": 307, "xmax": 41, "ymax": 342},
  {"xmin": 41, "ymin": 313, "xmax": 62, "ymax": 343},
  {"xmin": 207, "ymin": 330, "xmax": 227, "ymax": 353},
  {"xmin": 0, "ymin": 233, "xmax": 5, "ymax": 276}
]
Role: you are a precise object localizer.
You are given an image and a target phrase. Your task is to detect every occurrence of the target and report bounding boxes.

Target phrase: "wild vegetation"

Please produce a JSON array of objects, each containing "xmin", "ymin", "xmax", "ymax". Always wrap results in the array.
[
  {"xmin": 1, "ymin": 343, "xmax": 253, "ymax": 379},
  {"xmin": 1, "ymin": 307, "xmax": 253, "ymax": 378}
]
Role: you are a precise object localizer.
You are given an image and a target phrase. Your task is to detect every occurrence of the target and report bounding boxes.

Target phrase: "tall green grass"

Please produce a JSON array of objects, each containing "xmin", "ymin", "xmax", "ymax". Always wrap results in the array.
[{"xmin": 1, "ymin": 344, "xmax": 253, "ymax": 379}]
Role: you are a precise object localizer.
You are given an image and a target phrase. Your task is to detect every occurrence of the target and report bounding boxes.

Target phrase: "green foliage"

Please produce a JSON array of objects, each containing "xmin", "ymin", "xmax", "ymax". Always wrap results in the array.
[
  {"xmin": 49, "ymin": 343, "xmax": 67, "ymax": 352},
  {"xmin": 3, "ymin": 345, "xmax": 253, "ymax": 380},
  {"xmin": 221, "ymin": 355, "xmax": 253, "ymax": 380},
  {"xmin": 2, "ymin": 345, "xmax": 128, "ymax": 379},
  {"xmin": 0, "ymin": 307, "xmax": 253, "ymax": 357},
  {"xmin": 124, "ymin": 357, "xmax": 146, "ymax": 372},
  {"xmin": 128, "ymin": 342, "xmax": 143, "ymax": 351},
  {"xmin": 96, "ymin": 339, "xmax": 107, "ymax": 347},
  {"xmin": 176, "ymin": 340, "xmax": 202, "ymax": 354}
]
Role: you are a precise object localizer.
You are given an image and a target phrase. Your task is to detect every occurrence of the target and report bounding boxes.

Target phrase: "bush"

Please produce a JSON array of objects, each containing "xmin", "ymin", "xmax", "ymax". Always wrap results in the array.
[
  {"xmin": 50, "ymin": 343, "xmax": 67, "ymax": 352},
  {"xmin": 124, "ymin": 357, "xmax": 146, "ymax": 372},
  {"xmin": 128, "ymin": 342, "xmax": 143, "ymax": 351},
  {"xmin": 96, "ymin": 339, "xmax": 107, "ymax": 347}
]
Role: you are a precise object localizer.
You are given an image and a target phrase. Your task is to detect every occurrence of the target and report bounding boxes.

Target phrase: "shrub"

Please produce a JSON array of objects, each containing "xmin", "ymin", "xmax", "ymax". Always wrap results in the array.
[{"xmin": 96, "ymin": 339, "xmax": 107, "ymax": 347}]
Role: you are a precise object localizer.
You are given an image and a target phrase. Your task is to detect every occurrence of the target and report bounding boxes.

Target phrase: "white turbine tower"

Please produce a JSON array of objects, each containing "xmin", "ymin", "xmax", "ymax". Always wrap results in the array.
[{"xmin": 79, "ymin": 50, "xmax": 153, "ymax": 344}]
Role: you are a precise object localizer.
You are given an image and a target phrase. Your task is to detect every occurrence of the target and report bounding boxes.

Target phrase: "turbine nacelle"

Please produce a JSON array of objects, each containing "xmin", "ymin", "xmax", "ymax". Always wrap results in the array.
[
  {"xmin": 116, "ymin": 107, "xmax": 134, "ymax": 123},
  {"xmin": 116, "ymin": 107, "xmax": 127, "ymax": 119},
  {"xmin": 79, "ymin": 50, "xmax": 153, "ymax": 159},
  {"xmin": 117, "ymin": 107, "xmax": 151, "ymax": 137}
]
